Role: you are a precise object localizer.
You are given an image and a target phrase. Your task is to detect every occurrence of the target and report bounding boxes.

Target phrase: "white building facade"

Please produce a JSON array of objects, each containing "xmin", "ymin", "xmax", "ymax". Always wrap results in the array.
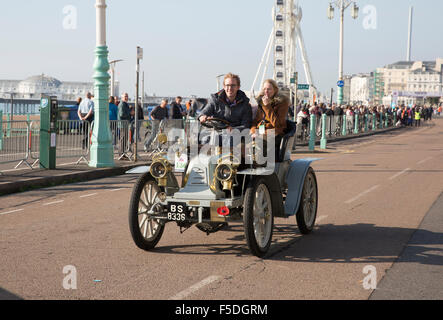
[
  {"xmin": 0, "ymin": 74, "xmax": 119, "ymax": 101},
  {"xmin": 350, "ymin": 74, "xmax": 370, "ymax": 106}
]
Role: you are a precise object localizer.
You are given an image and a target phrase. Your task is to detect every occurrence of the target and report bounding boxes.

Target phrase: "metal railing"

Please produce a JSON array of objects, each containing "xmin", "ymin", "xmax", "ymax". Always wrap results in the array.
[
  {"xmin": 296, "ymin": 112, "xmax": 398, "ymax": 145},
  {"xmin": 0, "ymin": 113, "xmax": 437, "ymax": 171}
]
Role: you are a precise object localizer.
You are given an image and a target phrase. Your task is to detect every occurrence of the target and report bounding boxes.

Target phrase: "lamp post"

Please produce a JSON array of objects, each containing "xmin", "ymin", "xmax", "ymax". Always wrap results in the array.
[
  {"xmin": 328, "ymin": 0, "xmax": 358, "ymax": 106},
  {"xmin": 89, "ymin": 0, "xmax": 114, "ymax": 168},
  {"xmin": 109, "ymin": 59, "xmax": 123, "ymax": 97}
]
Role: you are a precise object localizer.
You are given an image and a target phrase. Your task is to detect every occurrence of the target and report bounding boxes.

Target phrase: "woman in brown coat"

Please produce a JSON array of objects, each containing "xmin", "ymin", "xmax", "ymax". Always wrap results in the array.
[{"xmin": 250, "ymin": 79, "xmax": 290, "ymax": 161}]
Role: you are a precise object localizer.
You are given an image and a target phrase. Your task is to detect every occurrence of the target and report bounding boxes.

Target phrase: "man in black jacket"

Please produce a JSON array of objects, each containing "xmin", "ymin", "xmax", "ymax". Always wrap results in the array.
[
  {"xmin": 199, "ymin": 73, "xmax": 252, "ymax": 131},
  {"xmin": 144, "ymin": 99, "xmax": 169, "ymax": 152},
  {"xmin": 170, "ymin": 96, "xmax": 185, "ymax": 129},
  {"xmin": 198, "ymin": 73, "xmax": 252, "ymax": 150}
]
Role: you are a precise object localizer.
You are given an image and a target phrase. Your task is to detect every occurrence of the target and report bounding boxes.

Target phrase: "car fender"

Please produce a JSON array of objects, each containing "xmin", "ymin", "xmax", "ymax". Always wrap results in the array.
[
  {"xmin": 126, "ymin": 166, "xmax": 150, "ymax": 174},
  {"xmin": 284, "ymin": 158, "xmax": 321, "ymax": 216}
]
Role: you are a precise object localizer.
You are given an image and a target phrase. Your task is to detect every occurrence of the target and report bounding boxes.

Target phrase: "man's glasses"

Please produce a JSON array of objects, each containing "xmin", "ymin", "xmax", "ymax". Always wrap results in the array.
[{"xmin": 224, "ymin": 84, "xmax": 238, "ymax": 88}]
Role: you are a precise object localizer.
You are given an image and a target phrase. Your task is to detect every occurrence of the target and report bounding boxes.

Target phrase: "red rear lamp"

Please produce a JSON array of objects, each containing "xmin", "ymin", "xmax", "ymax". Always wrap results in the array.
[{"xmin": 217, "ymin": 206, "xmax": 230, "ymax": 216}]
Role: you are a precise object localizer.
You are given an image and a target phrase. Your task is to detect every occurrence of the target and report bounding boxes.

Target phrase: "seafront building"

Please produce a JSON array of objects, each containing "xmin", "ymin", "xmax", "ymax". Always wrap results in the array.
[
  {"xmin": 0, "ymin": 74, "xmax": 107, "ymax": 101},
  {"xmin": 347, "ymin": 58, "xmax": 443, "ymax": 106}
]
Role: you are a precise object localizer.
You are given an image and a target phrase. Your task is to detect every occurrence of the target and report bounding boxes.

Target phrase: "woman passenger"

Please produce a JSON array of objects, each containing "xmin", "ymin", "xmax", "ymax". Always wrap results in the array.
[{"xmin": 250, "ymin": 79, "xmax": 290, "ymax": 162}]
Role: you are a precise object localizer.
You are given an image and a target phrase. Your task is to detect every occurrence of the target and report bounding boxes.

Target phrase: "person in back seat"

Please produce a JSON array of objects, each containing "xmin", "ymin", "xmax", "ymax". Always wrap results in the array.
[{"xmin": 250, "ymin": 79, "xmax": 290, "ymax": 162}]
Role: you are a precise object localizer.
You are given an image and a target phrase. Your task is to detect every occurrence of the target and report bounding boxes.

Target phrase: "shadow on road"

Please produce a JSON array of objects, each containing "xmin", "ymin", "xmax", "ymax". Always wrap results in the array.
[
  {"xmin": 0, "ymin": 287, "xmax": 22, "ymax": 300},
  {"xmin": 268, "ymin": 223, "xmax": 443, "ymax": 266},
  {"xmin": 149, "ymin": 223, "xmax": 442, "ymax": 267}
]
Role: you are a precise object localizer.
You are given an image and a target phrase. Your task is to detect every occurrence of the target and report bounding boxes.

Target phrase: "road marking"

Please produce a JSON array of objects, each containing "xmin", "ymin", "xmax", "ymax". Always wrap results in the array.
[
  {"xmin": 80, "ymin": 193, "xmax": 98, "ymax": 198},
  {"xmin": 43, "ymin": 200, "xmax": 65, "ymax": 206},
  {"xmin": 345, "ymin": 185, "xmax": 380, "ymax": 204},
  {"xmin": 0, "ymin": 208, "xmax": 24, "ymax": 216},
  {"xmin": 417, "ymin": 157, "xmax": 432, "ymax": 165},
  {"xmin": 389, "ymin": 168, "xmax": 411, "ymax": 180},
  {"xmin": 169, "ymin": 275, "xmax": 221, "ymax": 300},
  {"xmin": 110, "ymin": 188, "xmax": 125, "ymax": 192}
]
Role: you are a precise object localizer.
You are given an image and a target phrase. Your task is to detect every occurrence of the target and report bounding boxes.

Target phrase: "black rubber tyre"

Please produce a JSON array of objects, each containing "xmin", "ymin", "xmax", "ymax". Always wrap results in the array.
[
  {"xmin": 296, "ymin": 167, "xmax": 318, "ymax": 234},
  {"xmin": 243, "ymin": 177, "xmax": 274, "ymax": 258},
  {"xmin": 129, "ymin": 173, "xmax": 165, "ymax": 250}
]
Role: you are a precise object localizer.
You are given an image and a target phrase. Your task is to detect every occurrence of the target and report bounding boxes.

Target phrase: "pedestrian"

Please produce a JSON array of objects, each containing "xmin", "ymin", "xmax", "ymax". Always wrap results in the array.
[
  {"xmin": 109, "ymin": 96, "xmax": 118, "ymax": 146},
  {"xmin": 109, "ymin": 96, "xmax": 118, "ymax": 121},
  {"xmin": 414, "ymin": 108, "xmax": 421, "ymax": 127},
  {"xmin": 186, "ymin": 99, "xmax": 192, "ymax": 115},
  {"xmin": 144, "ymin": 98, "xmax": 169, "ymax": 152},
  {"xmin": 118, "ymin": 93, "xmax": 131, "ymax": 159},
  {"xmin": 170, "ymin": 96, "xmax": 186, "ymax": 129},
  {"xmin": 77, "ymin": 92, "xmax": 94, "ymax": 150}
]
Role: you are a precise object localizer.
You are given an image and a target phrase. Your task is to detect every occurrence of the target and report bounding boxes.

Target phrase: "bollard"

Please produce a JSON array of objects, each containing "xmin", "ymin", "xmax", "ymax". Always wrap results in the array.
[
  {"xmin": 394, "ymin": 112, "xmax": 397, "ymax": 126},
  {"xmin": 354, "ymin": 114, "xmax": 359, "ymax": 134},
  {"xmin": 320, "ymin": 114, "xmax": 327, "ymax": 149},
  {"xmin": 6, "ymin": 113, "xmax": 11, "ymax": 138},
  {"xmin": 364, "ymin": 114, "xmax": 369, "ymax": 132},
  {"xmin": 379, "ymin": 113, "xmax": 383, "ymax": 129},
  {"xmin": 385, "ymin": 113, "xmax": 388, "ymax": 128},
  {"xmin": 372, "ymin": 114, "xmax": 376, "ymax": 131},
  {"xmin": 342, "ymin": 114, "xmax": 347, "ymax": 136},
  {"xmin": 308, "ymin": 114, "xmax": 316, "ymax": 151}
]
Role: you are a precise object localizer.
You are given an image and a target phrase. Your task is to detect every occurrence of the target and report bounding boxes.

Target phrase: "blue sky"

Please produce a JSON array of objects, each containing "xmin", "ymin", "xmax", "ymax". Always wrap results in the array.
[{"xmin": 0, "ymin": 0, "xmax": 442, "ymax": 98}]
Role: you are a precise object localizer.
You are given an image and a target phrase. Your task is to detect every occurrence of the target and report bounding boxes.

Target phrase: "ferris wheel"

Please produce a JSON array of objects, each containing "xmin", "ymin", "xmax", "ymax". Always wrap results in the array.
[{"xmin": 251, "ymin": 0, "xmax": 316, "ymax": 103}]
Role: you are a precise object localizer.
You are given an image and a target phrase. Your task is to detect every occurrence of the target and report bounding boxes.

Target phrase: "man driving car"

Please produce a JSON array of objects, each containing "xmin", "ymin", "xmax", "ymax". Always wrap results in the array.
[{"xmin": 199, "ymin": 73, "xmax": 252, "ymax": 131}]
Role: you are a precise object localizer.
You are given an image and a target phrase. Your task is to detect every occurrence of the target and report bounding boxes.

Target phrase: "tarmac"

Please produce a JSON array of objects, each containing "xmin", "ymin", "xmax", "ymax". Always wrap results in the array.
[{"xmin": 0, "ymin": 125, "xmax": 404, "ymax": 197}]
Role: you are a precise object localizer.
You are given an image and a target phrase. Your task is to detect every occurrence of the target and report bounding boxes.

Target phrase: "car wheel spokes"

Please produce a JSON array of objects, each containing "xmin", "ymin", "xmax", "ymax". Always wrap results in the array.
[
  {"xmin": 303, "ymin": 174, "xmax": 316, "ymax": 226},
  {"xmin": 253, "ymin": 184, "xmax": 272, "ymax": 248},
  {"xmin": 138, "ymin": 182, "xmax": 161, "ymax": 240}
]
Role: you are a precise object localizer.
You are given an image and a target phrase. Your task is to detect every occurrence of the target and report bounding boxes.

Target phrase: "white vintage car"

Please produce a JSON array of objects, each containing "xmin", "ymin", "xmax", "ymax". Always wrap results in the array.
[{"xmin": 127, "ymin": 118, "xmax": 319, "ymax": 258}]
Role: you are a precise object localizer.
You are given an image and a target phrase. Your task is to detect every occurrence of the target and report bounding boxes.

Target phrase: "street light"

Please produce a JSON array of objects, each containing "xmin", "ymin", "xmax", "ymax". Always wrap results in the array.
[
  {"xmin": 328, "ymin": 0, "xmax": 359, "ymax": 105},
  {"xmin": 109, "ymin": 59, "xmax": 123, "ymax": 97},
  {"xmin": 89, "ymin": 0, "xmax": 114, "ymax": 168}
]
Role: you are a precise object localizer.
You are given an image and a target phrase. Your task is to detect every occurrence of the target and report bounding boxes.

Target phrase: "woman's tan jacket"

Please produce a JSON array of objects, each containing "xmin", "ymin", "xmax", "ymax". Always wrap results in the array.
[{"xmin": 251, "ymin": 93, "xmax": 290, "ymax": 136}]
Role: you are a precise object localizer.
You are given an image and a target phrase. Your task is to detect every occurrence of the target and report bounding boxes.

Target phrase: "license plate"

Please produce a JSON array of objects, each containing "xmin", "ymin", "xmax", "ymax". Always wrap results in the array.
[{"xmin": 167, "ymin": 203, "xmax": 188, "ymax": 221}]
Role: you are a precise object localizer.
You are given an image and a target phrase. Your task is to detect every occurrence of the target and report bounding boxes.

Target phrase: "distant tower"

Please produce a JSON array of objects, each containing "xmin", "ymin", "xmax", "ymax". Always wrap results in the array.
[{"xmin": 406, "ymin": 6, "xmax": 413, "ymax": 61}]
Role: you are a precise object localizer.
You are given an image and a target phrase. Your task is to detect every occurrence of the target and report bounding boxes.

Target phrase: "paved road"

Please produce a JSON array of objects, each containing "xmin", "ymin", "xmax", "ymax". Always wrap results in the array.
[{"xmin": 0, "ymin": 120, "xmax": 442, "ymax": 300}]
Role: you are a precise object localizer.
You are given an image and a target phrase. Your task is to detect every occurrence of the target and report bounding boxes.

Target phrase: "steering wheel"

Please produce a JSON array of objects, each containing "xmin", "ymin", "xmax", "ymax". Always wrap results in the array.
[{"xmin": 200, "ymin": 117, "xmax": 231, "ymax": 130}]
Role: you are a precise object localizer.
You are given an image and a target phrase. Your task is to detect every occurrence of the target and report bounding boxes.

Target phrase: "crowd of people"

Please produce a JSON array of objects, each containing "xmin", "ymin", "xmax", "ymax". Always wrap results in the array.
[
  {"xmin": 74, "ymin": 79, "xmax": 442, "ymax": 160},
  {"xmin": 294, "ymin": 102, "xmax": 441, "ymax": 129}
]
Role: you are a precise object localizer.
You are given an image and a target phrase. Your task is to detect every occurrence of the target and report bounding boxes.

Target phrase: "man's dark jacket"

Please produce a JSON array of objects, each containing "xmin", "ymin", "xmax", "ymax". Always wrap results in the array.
[
  {"xmin": 118, "ymin": 101, "xmax": 131, "ymax": 121},
  {"xmin": 200, "ymin": 90, "xmax": 252, "ymax": 130},
  {"xmin": 170, "ymin": 102, "xmax": 183, "ymax": 119}
]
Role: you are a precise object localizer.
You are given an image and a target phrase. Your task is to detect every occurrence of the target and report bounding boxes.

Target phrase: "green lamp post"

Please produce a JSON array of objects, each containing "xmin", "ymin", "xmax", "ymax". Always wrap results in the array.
[{"xmin": 89, "ymin": 0, "xmax": 114, "ymax": 168}]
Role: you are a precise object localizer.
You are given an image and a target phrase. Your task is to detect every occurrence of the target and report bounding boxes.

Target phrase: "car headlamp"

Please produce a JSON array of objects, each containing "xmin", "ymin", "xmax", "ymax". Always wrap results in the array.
[
  {"xmin": 216, "ymin": 164, "xmax": 233, "ymax": 182},
  {"xmin": 150, "ymin": 162, "xmax": 167, "ymax": 178},
  {"xmin": 150, "ymin": 157, "xmax": 171, "ymax": 184}
]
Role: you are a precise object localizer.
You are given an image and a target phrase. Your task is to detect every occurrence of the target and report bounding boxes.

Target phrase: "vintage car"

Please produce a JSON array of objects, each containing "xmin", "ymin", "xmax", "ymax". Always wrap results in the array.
[{"xmin": 127, "ymin": 118, "xmax": 319, "ymax": 257}]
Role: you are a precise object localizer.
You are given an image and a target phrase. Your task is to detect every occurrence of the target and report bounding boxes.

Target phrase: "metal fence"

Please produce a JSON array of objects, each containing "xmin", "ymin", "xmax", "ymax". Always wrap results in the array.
[
  {"xmin": 0, "ymin": 112, "xmax": 431, "ymax": 171},
  {"xmin": 296, "ymin": 112, "xmax": 397, "ymax": 144}
]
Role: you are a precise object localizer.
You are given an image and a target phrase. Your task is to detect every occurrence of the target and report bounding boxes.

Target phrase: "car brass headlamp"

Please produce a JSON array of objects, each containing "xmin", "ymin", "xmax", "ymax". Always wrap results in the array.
[
  {"xmin": 215, "ymin": 163, "xmax": 237, "ymax": 191},
  {"xmin": 151, "ymin": 162, "xmax": 167, "ymax": 178},
  {"xmin": 150, "ymin": 157, "xmax": 171, "ymax": 186},
  {"xmin": 216, "ymin": 164, "xmax": 234, "ymax": 181}
]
